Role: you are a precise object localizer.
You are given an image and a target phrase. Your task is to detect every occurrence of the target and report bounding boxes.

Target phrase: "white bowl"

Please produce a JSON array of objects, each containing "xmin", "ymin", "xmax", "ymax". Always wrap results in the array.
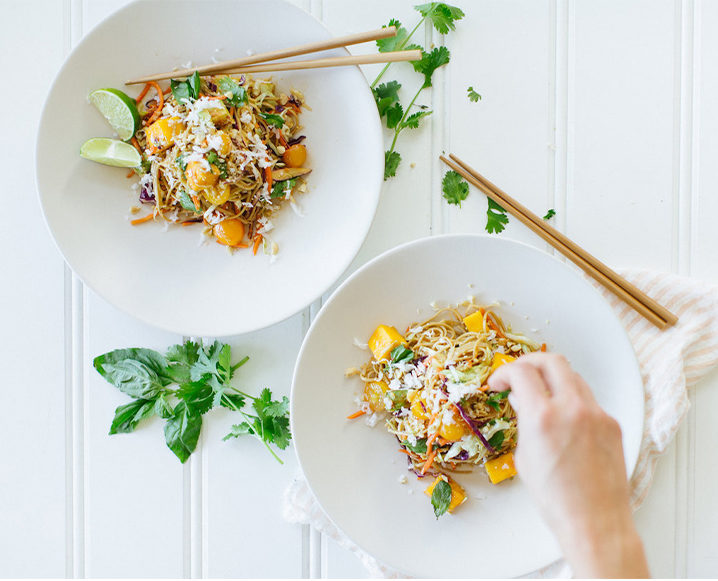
[
  {"xmin": 291, "ymin": 234, "xmax": 644, "ymax": 578},
  {"xmin": 35, "ymin": 0, "xmax": 383, "ymax": 337}
]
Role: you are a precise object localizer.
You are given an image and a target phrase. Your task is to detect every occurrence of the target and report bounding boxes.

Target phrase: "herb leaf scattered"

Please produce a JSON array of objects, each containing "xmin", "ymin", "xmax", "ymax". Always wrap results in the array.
[
  {"xmin": 373, "ymin": 81, "xmax": 402, "ymax": 118},
  {"xmin": 488, "ymin": 430, "xmax": 505, "ymax": 450},
  {"xmin": 412, "ymin": 46, "xmax": 451, "ymax": 89},
  {"xmin": 486, "ymin": 198, "xmax": 509, "ymax": 234},
  {"xmin": 177, "ymin": 190, "xmax": 200, "ymax": 213},
  {"xmin": 486, "ymin": 390, "xmax": 510, "ymax": 411},
  {"xmin": 390, "ymin": 345, "xmax": 415, "ymax": 364},
  {"xmin": 431, "ymin": 478, "xmax": 453, "ymax": 518},
  {"xmin": 384, "ymin": 150, "xmax": 402, "ymax": 179},
  {"xmin": 399, "ymin": 110, "xmax": 432, "ymax": 130},
  {"xmin": 206, "ymin": 151, "xmax": 228, "ymax": 178},
  {"xmin": 259, "ymin": 112, "xmax": 285, "ymax": 128},
  {"xmin": 467, "ymin": 86, "xmax": 482, "ymax": 102},
  {"xmin": 403, "ymin": 438, "xmax": 428, "ymax": 454},
  {"xmin": 170, "ymin": 79, "xmax": 192, "ymax": 104},
  {"xmin": 217, "ymin": 76, "xmax": 247, "ymax": 107},
  {"xmin": 92, "ymin": 340, "xmax": 291, "ymax": 464},
  {"xmin": 543, "ymin": 208, "xmax": 556, "ymax": 220},
  {"xmin": 415, "ymin": 2, "xmax": 465, "ymax": 34},
  {"xmin": 442, "ymin": 170, "xmax": 470, "ymax": 206},
  {"xmin": 376, "ymin": 19, "xmax": 411, "ymax": 53}
]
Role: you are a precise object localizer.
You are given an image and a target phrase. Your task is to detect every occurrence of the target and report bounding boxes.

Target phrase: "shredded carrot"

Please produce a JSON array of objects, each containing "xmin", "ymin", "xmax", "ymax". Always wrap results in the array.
[
  {"xmin": 421, "ymin": 449, "xmax": 438, "ymax": 475},
  {"xmin": 126, "ymin": 170, "xmax": 135, "ymax": 178},
  {"xmin": 279, "ymin": 132, "xmax": 288, "ymax": 148},
  {"xmin": 163, "ymin": 86, "xmax": 172, "ymax": 95},
  {"xmin": 144, "ymin": 82, "xmax": 164, "ymax": 125},
  {"xmin": 346, "ymin": 410, "xmax": 366, "ymax": 420},
  {"xmin": 130, "ymin": 137, "xmax": 142, "ymax": 154},
  {"xmin": 190, "ymin": 194, "xmax": 201, "ymax": 212},
  {"xmin": 205, "ymin": 94, "xmax": 228, "ymax": 100},
  {"xmin": 486, "ymin": 312, "xmax": 505, "ymax": 338},
  {"xmin": 541, "ymin": 343, "xmax": 547, "ymax": 352},
  {"xmin": 426, "ymin": 431, "xmax": 440, "ymax": 449},
  {"xmin": 264, "ymin": 165, "xmax": 273, "ymax": 191},
  {"xmin": 397, "ymin": 448, "xmax": 413, "ymax": 456},
  {"xmin": 135, "ymin": 83, "xmax": 151, "ymax": 104},
  {"xmin": 181, "ymin": 221, "xmax": 199, "ymax": 227},
  {"xmin": 253, "ymin": 233, "xmax": 263, "ymax": 256},
  {"xmin": 130, "ymin": 213, "xmax": 155, "ymax": 226}
]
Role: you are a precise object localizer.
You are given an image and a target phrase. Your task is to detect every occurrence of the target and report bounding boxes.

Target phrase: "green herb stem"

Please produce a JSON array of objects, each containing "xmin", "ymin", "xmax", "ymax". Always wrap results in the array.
[
  {"xmin": 388, "ymin": 85, "xmax": 423, "ymax": 153},
  {"xmin": 370, "ymin": 17, "xmax": 427, "ymax": 89}
]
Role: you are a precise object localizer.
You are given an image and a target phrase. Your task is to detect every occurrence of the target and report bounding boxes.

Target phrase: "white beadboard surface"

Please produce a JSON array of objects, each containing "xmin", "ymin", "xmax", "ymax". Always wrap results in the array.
[{"xmin": 1, "ymin": 0, "xmax": 717, "ymax": 578}]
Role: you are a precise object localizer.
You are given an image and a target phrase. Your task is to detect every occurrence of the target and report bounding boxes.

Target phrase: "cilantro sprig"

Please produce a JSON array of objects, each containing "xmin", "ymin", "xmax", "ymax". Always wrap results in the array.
[
  {"xmin": 372, "ymin": 3, "xmax": 465, "ymax": 179},
  {"xmin": 467, "ymin": 86, "xmax": 482, "ymax": 102},
  {"xmin": 93, "ymin": 340, "xmax": 291, "ymax": 464}
]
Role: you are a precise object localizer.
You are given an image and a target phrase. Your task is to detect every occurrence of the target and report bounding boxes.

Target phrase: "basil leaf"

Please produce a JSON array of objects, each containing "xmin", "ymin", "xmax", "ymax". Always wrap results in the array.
[
  {"xmin": 93, "ymin": 348, "xmax": 172, "ymax": 399},
  {"xmin": 488, "ymin": 430, "xmax": 505, "ymax": 450},
  {"xmin": 171, "ymin": 79, "xmax": 191, "ymax": 104},
  {"xmin": 217, "ymin": 76, "xmax": 247, "ymax": 107},
  {"xmin": 109, "ymin": 398, "xmax": 156, "ymax": 434},
  {"xmin": 403, "ymin": 438, "xmax": 427, "ymax": 454},
  {"xmin": 177, "ymin": 190, "xmax": 200, "ymax": 214},
  {"xmin": 431, "ymin": 479, "xmax": 452, "ymax": 518},
  {"xmin": 164, "ymin": 401, "xmax": 202, "ymax": 463},
  {"xmin": 390, "ymin": 345, "xmax": 415, "ymax": 364},
  {"xmin": 259, "ymin": 112, "xmax": 285, "ymax": 128},
  {"xmin": 270, "ymin": 178, "xmax": 296, "ymax": 199},
  {"xmin": 154, "ymin": 393, "xmax": 174, "ymax": 419},
  {"xmin": 189, "ymin": 71, "xmax": 201, "ymax": 99}
]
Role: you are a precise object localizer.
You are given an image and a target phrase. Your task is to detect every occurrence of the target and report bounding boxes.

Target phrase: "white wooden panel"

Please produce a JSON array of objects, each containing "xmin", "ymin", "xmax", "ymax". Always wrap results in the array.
[
  {"xmin": 203, "ymin": 316, "xmax": 305, "ymax": 577},
  {"xmin": 447, "ymin": 0, "xmax": 553, "ymax": 250},
  {"xmin": 84, "ymin": 294, "xmax": 185, "ymax": 577},
  {"xmin": 324, "ymin": 0, "xmax": 433, "ymax": 279},
  {"xmin": 0, "ymin": 0, "xmax": 67, "ymax": 576},
  {"xmin": 687, "ymin": 2, "xmax": 718, "ymax": 576},
  {"xmin": 568, "ymin": 0, "xmax": 676, "ymax": 270}
]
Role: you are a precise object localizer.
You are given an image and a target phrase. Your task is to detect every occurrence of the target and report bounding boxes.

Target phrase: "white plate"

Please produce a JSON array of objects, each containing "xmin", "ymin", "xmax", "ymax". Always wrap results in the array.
[
  {"xmin": 291, "ymin": 234, "xmax": 644, "ymax": 578},
  {"xmin": 36, "ymin": 0, "xmax": 383, "ymax": 337}
]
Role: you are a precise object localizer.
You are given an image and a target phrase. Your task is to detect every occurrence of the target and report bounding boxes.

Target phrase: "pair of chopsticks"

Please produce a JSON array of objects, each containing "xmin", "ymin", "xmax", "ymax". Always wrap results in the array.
[
  {"xmin": 126, "ymin": 26, "xmax": 419, "ymax": 85},
  {"xmin": 441, "ymin": 154, "xmax": 679, "ymax": 330}
]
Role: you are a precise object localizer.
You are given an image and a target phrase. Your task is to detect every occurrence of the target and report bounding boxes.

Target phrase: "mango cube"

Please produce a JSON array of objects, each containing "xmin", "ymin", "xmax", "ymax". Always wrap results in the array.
[
  {"xmin": 485, "ymin": 452, "xmax": 517, "ymax": 484},
  {"xmin": 363, "ymin": 380, "xmax": 389, "ymax": 412},
  {"xmin": 490, "ymin": 352, "xmax": 516, "ymax": 372},
  {"xmin": 424, "ymin": 475, "xmax": 467, "ymax": 513},
  {"xmin": 462, "ymin": 310, "xmax": 485, "ymax": 333},
  {"xmin": 368, "ymin": 325, "xmax": 407, "ymax": 361},
  {"xmin": 146, "ymin": 117, "xmax": 184, "ymax": 153}
]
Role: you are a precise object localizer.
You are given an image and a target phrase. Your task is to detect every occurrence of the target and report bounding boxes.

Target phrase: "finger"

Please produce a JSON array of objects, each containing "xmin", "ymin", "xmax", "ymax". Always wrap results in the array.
[
  {"xmin": 488, "ymin": 360, "xmax": 550, "ymax": 414},
  {"xmin": 508, "ymin": 352, "xmax": 593, "ymax": 401}
]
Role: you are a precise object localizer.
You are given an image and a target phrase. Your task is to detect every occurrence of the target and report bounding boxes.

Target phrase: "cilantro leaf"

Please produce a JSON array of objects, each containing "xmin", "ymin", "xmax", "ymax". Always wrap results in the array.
[
  {"xmin": 486, "ymin": 198, "xmax": 509, "ymax": 234},
  {"xmin": 467, "ymin": 86, "xmax": 482, "ymax": 102},
  {"xmin": 373, "ymin": 80, "xmax": 402, "ymax": 117},
  {"xmin": 224, "ymin": 388, "xmax": 292, "ymax": 456},
  {"xmin": 486, "ymin": 390, "xmax": 510, "ymax": 411},
  {"xmin": 109, "ymin": 399, "xmax": 156, "ymax": 434},
  {"xmin": 93, "ymin": 348, "xmax": 172, "ymax": 399},
  {"xmin": 217, "ymin": 76, "xmax": 247, "ymax": 107},
  {"xmin": 385, "ymin": 102, "xmax": 404, "ymax": 129},
  {"xmin": 488, "ymin": 430, "xmax": 505, "ymax": 449},
  {"xmin": 175, "ymin": 380, "xmax": 214, "ymax": 415},
  {"xmin": 190, "ymin": 341, "xmax": 232, "ymax": 385},
  {"xmin": 390, "ymin": 345, "xmax": 415, "ymax": 364},
  {"xmin": 271, "ymin": 178, "xmax": 296, "ymax": 199},
  {"xmin": 431, "ymin": 478, "xmax": 452, "ymax": 518},
  {"xmin": 259, "ymin": 112, "xmax": 285, "ymax": 128},
  {"xmin": 442, "ymin": 170, "xmax": 469, "ymax": 206},
  {"xmin": 399, "ymin": 110, "xmax": 432, "ymax": 130},
  {"xmin": 223, "ymin": 422, "xmax": 253, "ymax": 439},
  {"xmin": 164, "ymin": 401, "xmax": 203, "ymax": 463},
  {"xmin": 403, "ymin": 438, "xmax": 428, "ymax": 454},
  {"xmin": 376, "ymin": 19, "xmax": 410, "ymax": 53},
  {"xmin": 216, "ymin": 391, "xmax": 246, "ymax": 411},
  {"xmin": 177, "ymin": 190, "xmax": 201, "ymax": 214},
  {"xmin": 384, "ymin": 150, "xmax": 401, "ymax": 179},
  {"xmin": 543, "ymin": 208, "xmax": 556, "ymax": 220},
  {"xmin": 206, "ymin": 151, "xmax": 228, "ymax": 178},
  {"xmin": 415, "ymin": 3, "xmax": 465, "ymax": 34},
  {"xmin": 412, "ymin": 46, "xmax": 450, "ymax": 88},
  {"xmin": 189, "ymin": 71, "xmax": 201, "ymax": 100}
]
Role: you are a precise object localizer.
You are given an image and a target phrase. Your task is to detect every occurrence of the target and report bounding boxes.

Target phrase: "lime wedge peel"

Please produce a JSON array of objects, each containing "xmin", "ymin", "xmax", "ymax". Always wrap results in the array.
[
  {"xmin": 80, "ymin": 138, "xmax": 142, "ymax": 168},
  {"xmin": 88, "ymin": 88, "xmax": 140, "ymax": 141}
]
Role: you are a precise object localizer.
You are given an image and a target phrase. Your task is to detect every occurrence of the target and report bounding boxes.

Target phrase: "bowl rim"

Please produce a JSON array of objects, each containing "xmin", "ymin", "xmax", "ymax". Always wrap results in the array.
[
  {"xmin": 34, "ymin": 0, "xmax": 384, "ymax": 337},
  {"xmin": 290, "ymin": 232, "xmax": 645, "ymax": 576}
]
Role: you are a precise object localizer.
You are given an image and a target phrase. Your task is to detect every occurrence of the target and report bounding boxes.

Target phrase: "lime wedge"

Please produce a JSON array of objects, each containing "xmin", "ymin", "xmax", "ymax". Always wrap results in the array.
[
  {"xmin": 88, "ymin": 88, "xmax": 140, "ymax": 141},
  {"xmin": 80, "ymin": 138, "xmax": 142, "ymax": 167}
]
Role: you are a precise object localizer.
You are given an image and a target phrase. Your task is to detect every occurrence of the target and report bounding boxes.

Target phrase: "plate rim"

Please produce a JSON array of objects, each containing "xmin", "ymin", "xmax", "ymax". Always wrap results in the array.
[
  {"xmin": 34, "ymin": 0, "xmax": 384, "ymax": 337},
  {"xmin": 290, "ymin": 232, "xmax": 645, "ymax": 577}
]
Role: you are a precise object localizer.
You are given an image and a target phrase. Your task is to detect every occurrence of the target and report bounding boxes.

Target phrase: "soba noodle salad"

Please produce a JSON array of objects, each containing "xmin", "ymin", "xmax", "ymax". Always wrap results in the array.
[
  {"xmin": 82, "ymin": 71, "xmax": 310, "ymax": 255},
  {"xmin": 347, "ymin": 300, "xmax": 544, "ymax": 518}
]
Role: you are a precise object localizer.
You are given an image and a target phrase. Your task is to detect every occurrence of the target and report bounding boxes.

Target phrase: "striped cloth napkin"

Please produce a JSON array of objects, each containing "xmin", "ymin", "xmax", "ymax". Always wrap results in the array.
[{"xmin": 283, "ymin": 270, "xmax": 718, "ymax": 578}]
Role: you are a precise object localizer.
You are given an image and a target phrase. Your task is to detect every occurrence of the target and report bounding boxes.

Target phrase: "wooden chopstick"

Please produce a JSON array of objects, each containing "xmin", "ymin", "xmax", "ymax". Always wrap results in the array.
[
  {"xmin": 126, "ymin": 26, "xmax": 398, "ymax": 85},
  {"xmin": 440, "ymin": 154, "xmax": 678, "ymax": 330},
  {"xmin": 218, "ymin": 50, "xmax": 421, "ymax": 75}
]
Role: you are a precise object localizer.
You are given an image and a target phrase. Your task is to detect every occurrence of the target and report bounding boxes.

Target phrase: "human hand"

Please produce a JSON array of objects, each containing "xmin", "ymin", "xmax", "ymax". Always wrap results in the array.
[{"xmin": 488, "ymin": 352, "xmax": 649, "ymax": 578}]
